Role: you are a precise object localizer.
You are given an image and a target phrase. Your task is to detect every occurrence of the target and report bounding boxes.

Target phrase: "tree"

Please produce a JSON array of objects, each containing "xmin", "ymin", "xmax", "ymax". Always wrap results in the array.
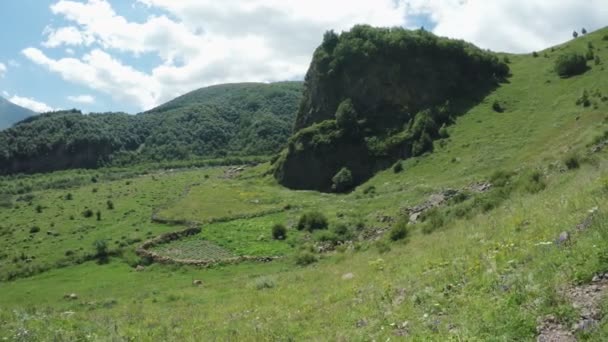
[
  {"xmin": 96, "ymin": 210, "xmax": 102, "ymax": 221},
  {"xmin": 573, "ymin": 31, "xmax": 579, "ymax": 39},
  {"xmin": 582, "ymin": 28, "xmax": 587, "ymax": 35},
  {"xmin": 331, "ymin": 167, "xmax": 354, "ymax": 193},
  {"xmin": 335, "ymin": 99, "xmax": 358, "ymax": 131}
]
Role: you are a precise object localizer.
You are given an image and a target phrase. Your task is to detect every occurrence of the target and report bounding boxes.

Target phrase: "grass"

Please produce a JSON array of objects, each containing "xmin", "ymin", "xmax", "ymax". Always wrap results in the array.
[{"xmin": 1, "ymin": 27, "xmax": 608, "ymax": 340}]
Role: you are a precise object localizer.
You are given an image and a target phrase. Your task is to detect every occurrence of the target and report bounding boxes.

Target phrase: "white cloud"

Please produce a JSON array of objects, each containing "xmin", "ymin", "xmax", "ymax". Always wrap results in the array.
[
  {"xmin": 406, "ymin": 0, "xmax": 608, "ymax": 52},
  {"xmin": 43, "ymin": 26, "xmax": 95, "ymax": 48},
  {"xmin": 8, "ymin": 95, "xmax": 56, "ymax": 113},
  {"xmin": 23, "ymin": 0, "xmax": 608, "ymax": 111},
  {"xmin": 27, "ymin": 0, "xmax": 407, "ymax": 110},
  {"xmin": 67, "ymin": 94, "xmax": 95, "ymax": 104},
  {"xmin": 0, "ymin": 63, "xmax": 6, "ymax": 77},
  {"xmin": 23, "ymin": 47, "xmax": 158, "ymax": 109}
]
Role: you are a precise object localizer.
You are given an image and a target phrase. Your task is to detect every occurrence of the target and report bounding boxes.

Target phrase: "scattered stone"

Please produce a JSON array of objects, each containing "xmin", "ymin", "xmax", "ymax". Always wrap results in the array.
[
  {"xmin": 63, "ymin": 293, "xmax": 78, "ymax": 300},
  {"xmin": 342, "ymin": 273, "xmax": 355, "ymax": 280},
  {"xmin": 192, "ymin": 280, "xmax": 203, "ymax": 286},
  {"xmin": 394, "ymin": 321, "xmax": 410, "ymax": 337},
  {"xmin": 468, "ymin": 182, "xmax": 493, "ymax": 193},
  {"xmin": 135, "ymin": 265, "xmax": 145, "ymax": 272},
  {"xmin": 537, "ymin": 273, "xmax": 608, "ymax": 341},
  {"xmin": 556, "ymin": 231, "xmax": 570, "ymax": 246},
  {"xmin": 356, "ymin": 319, "xmax": 368, "ymax": 328}
]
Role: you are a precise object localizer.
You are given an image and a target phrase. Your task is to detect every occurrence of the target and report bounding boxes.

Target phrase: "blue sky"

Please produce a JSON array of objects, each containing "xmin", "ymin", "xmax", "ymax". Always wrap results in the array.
[{"xmin": 0, "ymin": 0, "xmax": 606, "ymax": 114}]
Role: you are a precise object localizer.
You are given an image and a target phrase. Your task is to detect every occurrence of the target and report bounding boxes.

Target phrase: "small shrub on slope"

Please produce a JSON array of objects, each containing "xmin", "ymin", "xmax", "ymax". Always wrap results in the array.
[{"xmin": 555, "ymin": 53, "xmax": 587, "ymax": 78}]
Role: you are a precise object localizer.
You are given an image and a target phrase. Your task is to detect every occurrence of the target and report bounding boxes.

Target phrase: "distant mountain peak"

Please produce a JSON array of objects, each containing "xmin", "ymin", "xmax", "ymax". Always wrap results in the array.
[{"xmin": 0, "ymin": 96, "xmax": 37, "ymax": 130}]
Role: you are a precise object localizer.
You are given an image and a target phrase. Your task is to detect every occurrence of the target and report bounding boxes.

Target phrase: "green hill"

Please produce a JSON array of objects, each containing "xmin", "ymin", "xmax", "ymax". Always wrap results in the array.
[
  {"xmin": 0, "ymin": 96, "xmax": 36, "ymax": 130},
  {"xmin": 0, "ymin": 82, "xmax": 302, "ymax": 174},
  {"xmin": 0, "ymin": 27, "xmax": 608, "ymax": 341}
]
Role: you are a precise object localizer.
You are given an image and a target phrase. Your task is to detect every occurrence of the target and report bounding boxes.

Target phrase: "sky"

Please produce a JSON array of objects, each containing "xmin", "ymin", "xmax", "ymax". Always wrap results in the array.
[{"xmin": 0, "ymin": 0, "xmax": 606, "ymax": 114}]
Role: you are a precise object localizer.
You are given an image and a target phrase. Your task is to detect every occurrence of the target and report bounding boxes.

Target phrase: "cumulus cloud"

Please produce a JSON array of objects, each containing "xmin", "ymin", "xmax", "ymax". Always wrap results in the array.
[
  {"xmin": 23, "ymin": 0, "xmax": 608, "ymax": 111},
  {"xmin": 23, "ymin": 47, "xmax": 158, "ymax": 109},
  {"xmin": 407, "ymin": 0, "xmax": 608, "ymax": 52},
  {"xmin": 0, "ymin": 63, "xmax": 6, "ymax": 77},
  {"xmin": 67, "ymin": 94, "xmax": 95, "ymax": 104},
  {"xmin": 9, "ymin": 95, "xmax": 56, "ymax": 113}
]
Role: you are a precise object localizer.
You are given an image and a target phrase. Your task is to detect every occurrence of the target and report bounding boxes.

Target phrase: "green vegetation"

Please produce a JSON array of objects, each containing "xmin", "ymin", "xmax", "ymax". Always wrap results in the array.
[
  {"xmin": 555, "ymin": 52, "xmax": 588, "ymax": 77},
  {"xmin": 296, "ymin": 211, "xmax": 329, "ymax": 232},
  {"xmin": 1, "ymin": 26, "xmax": 608, "ymax": 342},
  {"xmin": 271, "ymin": 223, "xmax": 287, "ymax": 240},
  {"xmin": 0, "ymin": 82, "xmax": 302, "ymax": 175},
  {"xmin": 275, "ymin": 25, "xmax": 508, "ymax": 191}
]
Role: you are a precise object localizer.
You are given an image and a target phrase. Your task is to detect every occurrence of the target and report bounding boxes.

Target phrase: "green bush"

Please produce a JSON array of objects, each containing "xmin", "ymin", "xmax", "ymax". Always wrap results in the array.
[
  {"xmin": 271, "ymin": 223, "xmax": 287, "ymax": 240},
  {"xmin": 555, "ymin": 53, "xmax": 587, "ymax": 77},
  {"xmin": 29, "ymin": 226, "xmax": 40, "ymax": 234},
  {"xmin": 492, "ymin": 100, "xmax": 504, "ymax": 113},
  {"xmin": 93, "ymin": 239, "xmax": 109, "ymax": 264},
  {"xmin": 490, "ymin": 170, "xmax": 513, "ymax": 187},
  {"xmin": 82, "ymin": 209, "xmax": 94, "ymax": 218},
  {"xmin": 331, "ymin": 167, "xmax": 354, "ymax": 193},
  {"xmin": 393, "ymin": 161, "xmax": 404, "ymax": 173},
  {"xmin": 595, "ymin": 56, "xmax": 601, "ymax": 66},
  {"xmin": 335, "ymin": 99, "xmax": 358, "ymax": 130},
  {"xmin": 523, "ymin": 170, "xmax": 547, "ymax": 194},
  {"xmin": 576, "ymin": 90, "xmax": 591, "ymax": 107},
  {"xmin": 297, "ymin": 211, "xmax": 329, "ymax": 232},
  {"xmin": 586, "ymin": 49, "xmax": 595, "ymax": 61},
  {"xmin": 389, "ymin": 219, "xmax": 408, "ymax": 241},
  {"xmin": 96, "ymin": 211, "xmax": 102, "ymax": 221},
  {"xmin": 564, "ymin": 154, "xmax": 580, "ymax": 170},
  {"xmin": 106, "ymin": 200, "xmax": 114, "ymax": 210},
  {"xmin": 532, "ymin": 51, "xmax": 539, "ymax": 58},
  {"xmin": 35, "ymin": 205, "xmax": 43, "ymax": 213},
  {"xmin": 295, "ymin": 252, "xmax": 318, "ymax": 266},
  {"xmin": 65, "ymin": 193, "xmax": 73, "ymax": 201}
]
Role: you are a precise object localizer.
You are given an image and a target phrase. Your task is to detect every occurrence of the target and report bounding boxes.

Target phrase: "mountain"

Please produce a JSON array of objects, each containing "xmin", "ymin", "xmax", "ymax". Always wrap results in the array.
[
  {"xmin": 0, "ymin": 96, "xmax": 36, "ymax": 130},
  {"xmin": 274, "ymin": 25, "xmax": 509, "ymax": 192},
  {"xmin": 0, "ymin": 82, "xmax": 302, "ymax": 175}
]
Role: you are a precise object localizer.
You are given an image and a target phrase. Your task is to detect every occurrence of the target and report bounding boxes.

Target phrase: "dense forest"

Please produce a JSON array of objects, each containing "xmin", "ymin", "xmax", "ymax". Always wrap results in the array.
[
  {"xmin": 274, "ymin": 25, "xmax": 510, "ymax": 192},
  {"xmin": 0, "ymin": 82, "xmax": 302, "ymax": 174}
]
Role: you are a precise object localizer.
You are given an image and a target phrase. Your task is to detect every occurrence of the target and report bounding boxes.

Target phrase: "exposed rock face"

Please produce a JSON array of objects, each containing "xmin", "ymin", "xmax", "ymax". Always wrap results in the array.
[{"xmin": 275, "ymin": 25, "xmax": 509, "ymax": 192}]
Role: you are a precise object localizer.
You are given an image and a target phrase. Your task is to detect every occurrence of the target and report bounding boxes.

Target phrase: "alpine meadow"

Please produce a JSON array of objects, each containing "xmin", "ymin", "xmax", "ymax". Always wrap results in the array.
[{"xmin": 1, "ymin": 5, "xmax": 608, "ymax": 342}]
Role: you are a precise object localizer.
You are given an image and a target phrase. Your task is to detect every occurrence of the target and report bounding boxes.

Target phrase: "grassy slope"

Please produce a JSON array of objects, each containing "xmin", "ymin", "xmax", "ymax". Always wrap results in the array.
[{"xmin": 1, "ymin": 29, "xmax": 608, "ymax": 340}]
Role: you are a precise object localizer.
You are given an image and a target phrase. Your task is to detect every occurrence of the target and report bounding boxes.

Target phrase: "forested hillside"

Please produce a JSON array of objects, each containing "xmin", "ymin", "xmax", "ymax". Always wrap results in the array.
[{"xmin": 0, "ymin": 82, "xmax": 302, "ymax": 174}]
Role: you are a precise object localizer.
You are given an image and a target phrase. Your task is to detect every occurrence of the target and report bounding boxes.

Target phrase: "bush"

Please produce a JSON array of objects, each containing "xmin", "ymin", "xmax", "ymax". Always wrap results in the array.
[
  {"xmin": 492, "ymin": 100, "xmax": 504, "ymax": 113},
  {"xmin": 93, "ymin": 239, "xmax": 109, "ymax": 263},
  {"xmin": 555, "ymin": 53, "xmax": 587, "ymax": 77},
  {"xmin": 271, "ymin": 224, "xmax": 287, "ymax": 240},
  {"xmin": 82, "ymin": 209, "xmax": 94, "ymax": 218},
  {"xmin": 490, "ymin": 170, "xmax": 513, "ymax": 187},
  {"xmin": 106, "ymin": 200, "xmax": 114, "ymax": 210},
  {"xmin": 65, "ymin": 193, "xmax": 73, "ymax": 201},
  {"xmin": 595, "ymin": 56, "xmax": 601, "ymax": 66},
  {"xmin": 603, "ymin": 34, "xmax": 608, "ymax": 41},
  {"xmin": 586, "ymin": 49, "xmax": 595, "ymax": 61},
  {"xmin": 564, "ymin": 154, "xmax": 580, "ymax": 170},
  {"xmin": 532, "ymin": 51, "xmax": 539, "ymax": 58},
  {"xmin": 523, "ymin": 170, "xmax": 547, "ymax": 194},
  {"xmin": 295, "ymin": 252, "xmax": 318, "ymax": 266},
  {"xmin": 29, "ymin": 226, "xmax": 40, "ymax": 234},
  {"xmin": 438, "ymin": 124, "xmax": 449, "ymax": 138},
  {"xmin": 35, "ymin": 205, "xmax": 43, "ymax": 213},
  {"xmin": 297, "ymin": 211, "xmax": 328, "ymax": 232},
  {"xmin": 576, "ymin": 90, "xmax": 591, "ymax": 107},
  {"xmin": 96, "ymin": 211, "xmax": 102, "ymax": 221},
  {"xmin": 254, "ymin": 276, "xmax": 276, "ymax": 290},
  {"xmin": 393, "ymin": 161, "xmax": 404, "ymax": 173},
  {"xmin": 332, "ymin": 224, "xmax": 354, "ymax": 242},
  {"xmin": 332, "ymin": 167, "xmax": 354, "ymax": 193},
  {"xmin": 389, "ymin": 219, "xmax": 408, "ymax": 241},
  {"xmin": 335, "ymin": 99, "xmax": 358, "ymax": 130}
]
